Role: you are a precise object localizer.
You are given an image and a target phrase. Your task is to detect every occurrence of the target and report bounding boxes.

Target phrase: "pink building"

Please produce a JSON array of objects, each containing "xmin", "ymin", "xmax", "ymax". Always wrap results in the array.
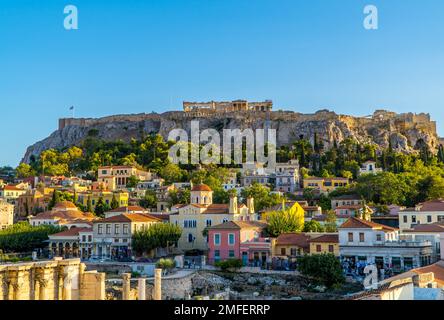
[{"xmin": 207, "ymin": 221, "xmax": 271, "ymax": 266}]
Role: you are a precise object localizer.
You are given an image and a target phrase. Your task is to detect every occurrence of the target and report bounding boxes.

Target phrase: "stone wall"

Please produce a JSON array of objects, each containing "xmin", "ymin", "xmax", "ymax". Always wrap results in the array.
[
  {"xmin": 23, "ymin": 108, "xmax": 440, "ymax": 164},
  {"xmin": 0, "ymin": 258, "xmax": 105, "ymax": 300}
]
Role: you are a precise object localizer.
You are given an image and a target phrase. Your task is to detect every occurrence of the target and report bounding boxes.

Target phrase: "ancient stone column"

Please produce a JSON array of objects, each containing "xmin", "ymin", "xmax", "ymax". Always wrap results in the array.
[
  {"xmin": 138, "ymin": 278, "xmax": 146, "ymax": 301},
  {"xmin": 7, "ymin": 271, "xmax": 17, "ymax": 300},
  {"xmin": 122, "ymin": 273, "xmax": 131, "ymax": 300},
  {"xmin": 153, "ymin": 268, "xmax": 162, "ymax": 301},
  {"xmin": 63, "ymin": 272, "xmax": 73, "ymax": 300},
  {"xmin": 79, "ymin": 263, "xmax": 86, "ymax": 294}
]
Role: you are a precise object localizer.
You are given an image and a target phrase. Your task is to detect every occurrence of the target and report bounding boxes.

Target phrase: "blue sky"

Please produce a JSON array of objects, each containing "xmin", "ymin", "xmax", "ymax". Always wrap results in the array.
[{"xmin": 1, "ymin": 0, "xmax": 444, "ymax": 166}]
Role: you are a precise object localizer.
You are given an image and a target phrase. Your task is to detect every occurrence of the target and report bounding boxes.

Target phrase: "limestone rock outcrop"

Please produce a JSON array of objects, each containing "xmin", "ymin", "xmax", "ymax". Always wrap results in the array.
[{"xmin": 22, "ymin": 109, "xmax": 440, "ymax": 163}]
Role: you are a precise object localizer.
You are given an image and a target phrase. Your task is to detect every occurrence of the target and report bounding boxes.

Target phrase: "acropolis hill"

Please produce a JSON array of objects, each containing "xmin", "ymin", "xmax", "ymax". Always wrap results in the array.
[{"xmin": 23, "ymin": 100, "xmax": 440, "ymax": 163}]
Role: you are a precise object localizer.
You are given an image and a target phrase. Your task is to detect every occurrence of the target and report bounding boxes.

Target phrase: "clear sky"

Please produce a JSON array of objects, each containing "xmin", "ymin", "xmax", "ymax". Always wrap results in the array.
[{"xmin": 1, "ymin": 0, "xmax": 444, "ymax": 166}]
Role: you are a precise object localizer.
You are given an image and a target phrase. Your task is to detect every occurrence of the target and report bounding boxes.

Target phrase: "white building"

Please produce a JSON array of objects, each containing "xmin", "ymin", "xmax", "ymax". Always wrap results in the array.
[
  {"xmin": 274, "ymin": 160, "xmax": 300, "ymax": 193},
  {"xmin": 401, "ymin": 223, "xmax": 444, "ymax": 263},
  {"xmin": 339, "ymin": 217, "xmax": 433, "ymax": 273},
  {"xmin": 0, "ymin": 200, "xmax": 14, "ymax": 230},
  {"xmin": 359, "ymin": 160, "xmax": 383, "ymax": 176},
  {"xmin": 399, "ymin": 200, "xmax": 444, "ymax": 231},
  {"xmin": 92, "ymin": 213, "xmax": 161, "ymax": 259},
  {"xmin": 29, "ymin": 201, "xmax": 97, "ymax": 229}
]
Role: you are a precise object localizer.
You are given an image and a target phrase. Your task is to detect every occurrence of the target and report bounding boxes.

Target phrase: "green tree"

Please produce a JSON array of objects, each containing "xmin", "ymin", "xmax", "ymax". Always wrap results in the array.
[
  {"xmin": 86, "ymin": 195, "xmax": 93, "ymax": 213},
  {"xmin": 110, "ymin": 194, "xmax": 119, "ymax": 209},
  {"xmin": 140, "ymin": 190, "xmax": 157, "ymax": 208},
  {"xmin": 265, "ymin": 203, "xmax": 305, "ymax": 237},
  {"xmin": 0, "ymin": 222, "xmax": 62, "ymax": 252},
  {"xmin": 242, "ymin": 182, "xmax": 282, "ymax": 212},
  {"xmin": 48, "ymin": 190, "xmax": 61, "ymax": 210},
  {"xmin": 16, "ymin": 163, "xmax": 36, "ymax": 178},
  {"xmin": 303, "ymin": 220, "xmax": 325, "ymax": 232},
  {"xmin": 126, "ymin": 175, "xmax": 140, "ymax": 188},
  {"xmin": 94, "ymin": 197, "xmax": 109, "ymax": 217},
  {"xmin": 324, "ymin": 210, "xmax": 338, "ymax": 232},
  {"xmin": 132, "ymin": 223, "xmax": 182, "ymax": 256},
  {"xmin": 297, "ymin": 253, "xmax": 345, "ymax": 288},
  {"xmin": 159, "ymin": 163, "xmax": 184, "ymax": 184}
]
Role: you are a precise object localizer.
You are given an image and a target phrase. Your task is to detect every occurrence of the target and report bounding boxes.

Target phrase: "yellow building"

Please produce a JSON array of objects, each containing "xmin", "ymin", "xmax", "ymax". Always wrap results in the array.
[
  {"xmin": 77, "ymin": 191, "xmax": 129, "ymax": 210},
  {"xmin": 97, "ymin": 166, "xmax": 152, "ymax": 190},
  {"xmin": 303, "ymin": 177, "xmax": 349, "ymax": 194},
  {"xmin": 271, "ymin": 232, "xmax": 340, "ymax": 258},
  {"xmin": 308, "ymin": 234, "xmax": 340, "ymax": 256},
  {"xmin": 0, "ymin": 200, "xmax": 14, "ymax": 230},
  {"xmin": 271, "ymin": 233, "xmax": 311, "ymax": 258},
  {"xmin": 169, "ymin": 184, "xmax": 256, "ymax": 252},
  {"xmin": 260, "ymin": 201, "xmax": 305, "ymax": 225}
]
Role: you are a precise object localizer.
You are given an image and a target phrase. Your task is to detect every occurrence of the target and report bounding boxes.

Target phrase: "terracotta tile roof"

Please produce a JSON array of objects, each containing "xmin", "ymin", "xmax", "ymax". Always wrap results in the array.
[
  {"xmin": 53, "ymin": 201, "xmax": 78, "ymax": 209},
  {"xmin": 96, "ymin": 213, "xmax": 161, "ymax": 223},
  {"xmin": 191, "ymin": 184, "xmax": 212, "ymax": 192},
  {"xmin": 208, "ymin": 220, "xmax": 267, "ymax": 230},
  {"xmin": 275, "ymin": 233, "xmax": 311, "ymax": 248},
  {"xmin": 49, "ymin": 227, "xmax": 92, "ymax": 238},
  {"xmin": 401, "ymin": 199, "xmax": 444, "ymax": 212},
  {"xmin": 403, "ymin": 222, "xmax": 444, "ymax": 233},
  {"xmin": 412, "ymin": 261, "xmax": 444, "ymax": 287},
  {"xmin": 3, "ymin": 185, "xmax": 25, "ymax": 191},
  {"xmin": 339, "ymin": 216, "xmax": 398, "ymax": 232},
  {"xmin": 260, "ymin": 201, "xmax": 297, "ymax": 213},
  {"xmin": 203, "ymin": 204, "xmax": 229, "ymax": 214},
  {"xmin": 331, "ymin": 194, "xmax": 361, "ymax": 200},
  {"xmin": 349, "ymin": 281, "xmax": 411, "ymax": 300},
  {"xmin": 302, "ymin": 206, "xmax": 321, "ymax": 211},
  {"xmin": 148, "ymin": 213, "xmax": 170, "ymax": 221},
  {"xmin": 309, "ymin": 234, "xmax": 339, "ymax": 243},
  {"xmin": 32, "ymin": 208, "xmax": 96, "ymax": 222},
  {"xmin": 108, "ymin": 206, "xmax": 146, "ymax": 213}
]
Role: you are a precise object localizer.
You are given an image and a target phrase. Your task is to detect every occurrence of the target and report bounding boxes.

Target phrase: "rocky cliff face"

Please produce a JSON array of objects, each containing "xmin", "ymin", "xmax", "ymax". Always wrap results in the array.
[{"xmin": 22, "ymin": 109, "xmax": 439, "ymax": 163}]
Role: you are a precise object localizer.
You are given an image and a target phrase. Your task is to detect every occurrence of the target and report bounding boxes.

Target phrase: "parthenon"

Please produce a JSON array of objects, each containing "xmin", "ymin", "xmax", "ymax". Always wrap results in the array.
[{"xmin": 183, "ymin": 99, "xmax": 273, "ymax": 113}]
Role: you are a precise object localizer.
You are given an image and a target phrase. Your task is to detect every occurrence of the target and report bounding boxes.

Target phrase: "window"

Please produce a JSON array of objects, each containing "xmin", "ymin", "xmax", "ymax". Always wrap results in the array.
[
  {"xmin": 206, "ymin": 219, "xmax": 212, "ymax": 227},
  {"xmin": 188, "ymin": 233, "xmax": 194, "ymax": 243},
  {"xmin": 184, "ymin": 220, "xmax": 197, "ymax": 228},
  {"xmin": 98, "ymin": 224, "xmax": 103, "ymax": 235},
  {"xmin": 229, "ymin": 250, "xmax": 235, "ymax": 258},
  {"xmin": 123, "ymin": 224, "xmax": 129, "ymax": 234},
  {"xmin": 115, "ymin": 224, "xmax": 120, "ymax": 234},
  {"xmin": 359, "ymin": 233, "xmax": 365, "ymax": 242},
  {"xmin": 215, "ymin": 250, "xmax": 220, "ymax": 257},
  {"xmin": 214, "ymin": 234, "xmax": 221, "ymax": 245},
  {"xmin": 348, "ymin": 232, "xmax": 353, "ymax": 242},
  {"xmin": 106, "ymin": 224, "xmax": 111, "ymax": 234},
  {"xmin": 328, "ymin": 245, "xmax": 334, "ymax": 253},
  {"xmin": 88, "ymin": 235, "xmax": 92, "ymax": 242},
  {"xmin": 427, "ymin": 215, "xmax": 432, "ymax": 223},
  {"xmin": 438, "ymin": 216, "xmax": 444, "ymax": 222},
  {"xmin": 281, "ymin": 248, "xmax": 286, "ymax": 255},
  {"xmin": 316, "ymin": 244, "xmax": 322, "ymax": 252},
  {"xmin": 82, "ymin": 235, "xmax": 86, "ymax": 242},
  {"xmin": 403, "ymin": 215, "xmax": 407, "ymax": 223},
  {"xmin": 222, "ymin": 218, "xmax": 229, "ymax": 223},
  {"xmin": 228, "ymin": 233, "xmax": 235, "ymax": 245},
  {"xmin": 376, "ymin": 234, "xmax": 382, "ymax": 241},
  {"xmin": 290, "ymin": 248, "xmax": 297, "ymax": 256}
]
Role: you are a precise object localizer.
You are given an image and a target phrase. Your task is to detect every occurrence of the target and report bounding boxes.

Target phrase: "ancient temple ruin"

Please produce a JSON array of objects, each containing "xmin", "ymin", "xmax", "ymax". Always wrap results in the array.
[{"xmin": 0, "ymin": 258, "xmax": 105, "ymax": 300}]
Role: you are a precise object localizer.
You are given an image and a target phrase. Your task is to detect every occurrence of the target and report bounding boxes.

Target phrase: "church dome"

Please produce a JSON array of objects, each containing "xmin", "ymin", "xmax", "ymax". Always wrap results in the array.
[{"xmin": 191, "ymin": 184, "xmax": 212, "ymax": 192}]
